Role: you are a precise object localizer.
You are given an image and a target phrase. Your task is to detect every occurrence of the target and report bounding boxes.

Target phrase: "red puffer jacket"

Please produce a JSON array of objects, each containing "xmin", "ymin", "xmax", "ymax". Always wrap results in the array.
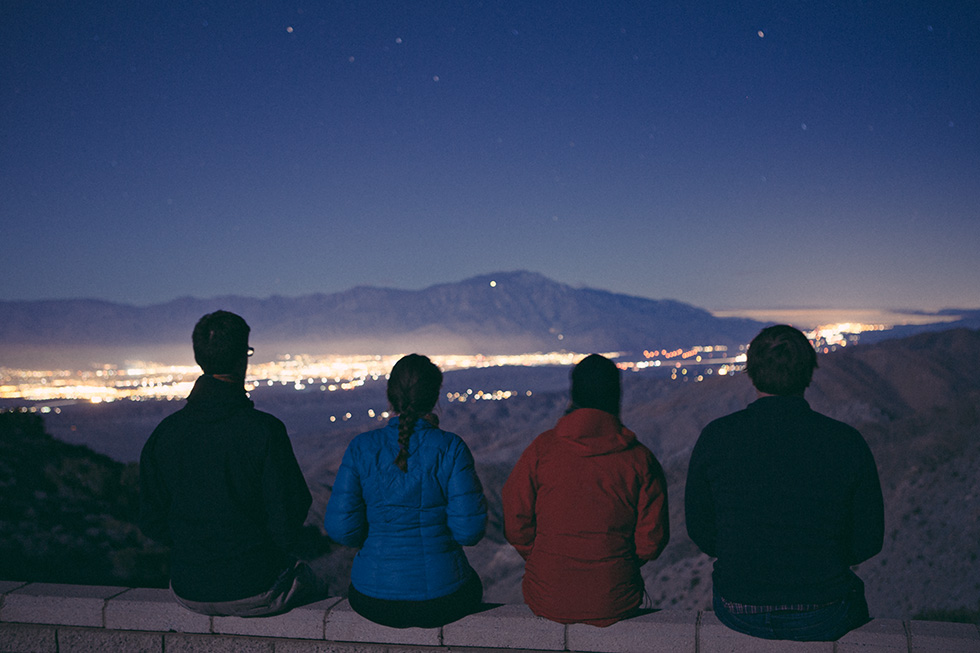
[{"xmin": 502, "ymin": 408, "xmax": 669, "ymax": 626}]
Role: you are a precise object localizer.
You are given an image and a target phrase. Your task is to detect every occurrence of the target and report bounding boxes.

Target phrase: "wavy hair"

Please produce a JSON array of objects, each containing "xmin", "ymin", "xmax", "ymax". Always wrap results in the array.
[
  {"xmin": 387, "ymin": 354, "xmax": 443, "ymax": 472},
  {"xmin": 746, "ymin": 324, "xmax": 818, "ymax": 396}
]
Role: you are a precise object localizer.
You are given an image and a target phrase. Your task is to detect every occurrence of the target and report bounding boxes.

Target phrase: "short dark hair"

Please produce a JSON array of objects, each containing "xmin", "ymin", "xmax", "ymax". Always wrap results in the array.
[
  {"xmin": 192, "ymin": 311, "xmax": 250, "ymax": 375},
  {"xmin": 746, "ymin": 325, "xmax": 817, "ymax": 396}
]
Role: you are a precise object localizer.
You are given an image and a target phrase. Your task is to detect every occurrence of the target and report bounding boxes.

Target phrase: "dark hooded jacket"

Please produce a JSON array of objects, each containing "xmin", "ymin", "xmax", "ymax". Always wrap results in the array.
[
  {"xmin": 502, "ymin": 408, "xmax": 669, "ymax": 626},
  {"xmin": 139, "ymin": 374, "xmax": 312, "ymax": 602}
]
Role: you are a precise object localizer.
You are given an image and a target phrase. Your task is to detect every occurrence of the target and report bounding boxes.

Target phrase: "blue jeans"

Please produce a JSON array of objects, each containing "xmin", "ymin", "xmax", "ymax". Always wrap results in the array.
[{"xmin": 712, "ymin": 586, "xmax": 870, "ymax": 642}]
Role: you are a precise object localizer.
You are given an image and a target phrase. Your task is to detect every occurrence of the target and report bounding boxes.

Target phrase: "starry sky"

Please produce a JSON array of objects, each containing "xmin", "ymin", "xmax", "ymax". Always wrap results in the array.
[{"xmin": 3, "ymin": 1, "xmax": 978, "ymax": 312}]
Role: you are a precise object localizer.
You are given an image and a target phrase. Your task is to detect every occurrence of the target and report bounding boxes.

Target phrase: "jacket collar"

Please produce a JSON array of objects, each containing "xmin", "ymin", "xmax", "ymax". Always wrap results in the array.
[
  {"xmin": 748, "ymin": 395, "xmax": 811, "ymax": 412},
  {"xmin": 185, "ymin": 374, "xmax": 254, "ymax": 416}
]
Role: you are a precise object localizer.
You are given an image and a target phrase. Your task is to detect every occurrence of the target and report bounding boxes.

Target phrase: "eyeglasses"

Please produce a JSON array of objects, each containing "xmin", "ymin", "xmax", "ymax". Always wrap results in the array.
[{"xmin": 247, "ymin": 347, "xmax": 255, "ymax": 357}]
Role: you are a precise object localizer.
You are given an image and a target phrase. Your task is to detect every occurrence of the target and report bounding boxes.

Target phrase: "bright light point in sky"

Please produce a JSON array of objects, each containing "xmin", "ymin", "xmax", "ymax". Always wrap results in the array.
[
  {"xmin": 490, "ymin": 280, "xmax": 496, "ymax": 287},
  {"xmin": 395, "ymin": 37, "xmax": 403, "ymax": 44},
  {"xmin": 286, "ymin": 26, "xmax": 293, "ymax": 33},
  {"xmin": 757, "ymin": 30, "xmax": 765, "ymax": 38},
  {"xmin": 433, "ymin": 75, "xmax": 440, "ymax": 82}
]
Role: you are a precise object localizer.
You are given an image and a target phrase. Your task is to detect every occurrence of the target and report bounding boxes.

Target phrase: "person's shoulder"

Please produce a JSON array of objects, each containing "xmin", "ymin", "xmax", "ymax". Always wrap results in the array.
[
  {"xmin": 628, "ymin": 438, "xmax": 666, "ymax": 473},
  {"xmin": 241, "ymin": 407, "xmax": 289, "ymax": 438},
  {"xmin": 629, "ymin": 436, "xmax": 658, "ymax": 458},
  {"xmin": 418, "ymin": 425, "xmax": 473, "ymax": 457},
  {"xmin": 525, "ymin": 425, "xmax": 559, "ymax": 450},
  {"xmin": 145, "ymin": 405, "xmax": 190, "ymax": 440},
  {"xmin": 249, "ymin": 406, "xmax": 284, "ymax": 425},
  {"xmin": 807, "ymin": 408, "xmax": 866, "ymax": 443},
  {"xmin": 431, "ymin": 425, "xmax": 466, "ymax": 445},
  {"xmin": 807, "ymin": 406, "xmax": 857, "ymax": 429},
  {"xmin": 700, "ymin": 406, "xmax": 751, "ymax": 435},
  {"xmin": 346, "ymin": 423, "xmax": 394, "ymax": 451}
]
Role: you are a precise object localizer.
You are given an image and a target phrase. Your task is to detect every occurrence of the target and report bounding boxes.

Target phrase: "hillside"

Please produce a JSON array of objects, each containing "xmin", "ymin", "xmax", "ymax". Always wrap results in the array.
[
  {"xmin": 4, "ymin": 328, "xmax": 978, "ymax": 620},
  {"xmin": 0, "ymin": 412, "xmax": 168, "ymax": 587}
]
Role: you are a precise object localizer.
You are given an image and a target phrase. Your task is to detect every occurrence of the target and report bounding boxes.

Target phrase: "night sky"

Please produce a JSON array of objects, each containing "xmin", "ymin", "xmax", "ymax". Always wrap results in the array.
[{"xmin": 3, "ymin": 1, "xmax": 978, "ymax": 312}]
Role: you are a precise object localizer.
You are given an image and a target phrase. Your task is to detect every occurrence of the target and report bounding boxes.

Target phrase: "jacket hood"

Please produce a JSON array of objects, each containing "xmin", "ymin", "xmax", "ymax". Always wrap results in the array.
[
  {"xmin": 554, "ymin": 407, "xmax": 635, "ymax": 456},
  {"xmin": 183, "ymin": 374, "xmax": 254, "ymax": 422}
]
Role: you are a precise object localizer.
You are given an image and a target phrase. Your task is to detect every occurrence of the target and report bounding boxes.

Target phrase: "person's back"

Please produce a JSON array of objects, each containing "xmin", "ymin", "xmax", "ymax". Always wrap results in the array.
[
  {"xmin": 688, "ymin": 396, "xmax": 881, "ymax": 604},
  {"xmin": 324, "ymin": 354, "xmax": 486, "ymax": 628},
  {"xmin": 141, "ymin": 375, "xmax": 310, "ymax": 602},
  {"xmin": 327, "ymin": 419, "xmax": 485, "ymax": 600},
  {"xmin": 685, "ymin": 325, "xmax": 884, "ymax": 641},
  {"xmin": 503, "ymin": 354, "xmax": 669, "ymax": 626},
  {"xmin": 139, "ymin": 311, "xmax": 316, "ymax": 616}
]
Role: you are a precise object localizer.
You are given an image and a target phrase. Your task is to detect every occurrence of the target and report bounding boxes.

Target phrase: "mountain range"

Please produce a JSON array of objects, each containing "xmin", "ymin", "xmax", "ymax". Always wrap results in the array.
[
  {"xmin": 5, "ymin": 273, "xmax": 977, "ymax": 363},
  {"xmin": 0, "ymin": 271, "xmax": 766, "ymax": 356}
]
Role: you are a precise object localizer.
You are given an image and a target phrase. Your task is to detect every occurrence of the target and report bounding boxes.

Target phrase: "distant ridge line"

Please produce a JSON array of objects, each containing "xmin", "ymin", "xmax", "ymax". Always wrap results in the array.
[{"xmin": 1, "ymin": 271, "xmax": 976, "ymax": 354}]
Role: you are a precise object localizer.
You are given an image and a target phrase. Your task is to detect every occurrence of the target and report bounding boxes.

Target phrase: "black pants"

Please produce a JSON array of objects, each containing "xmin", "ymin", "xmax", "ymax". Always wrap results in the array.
[{"xmin": 348, "ymin": 571, "xmax": 483, "ymax": 628}]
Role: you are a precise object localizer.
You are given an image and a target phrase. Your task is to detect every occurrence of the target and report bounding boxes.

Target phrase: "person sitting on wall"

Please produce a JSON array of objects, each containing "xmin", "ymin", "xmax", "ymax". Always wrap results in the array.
[
  {"xmin": 139, "ymin": 310, "xmax": 319, "ymax": 617},
  {"xmin": 502, "ymin": 354, "xmax": 670, "ymax": 627},
  {"xmin": 685, "ymin": 324, "xmax": 884, "ymax": 641},
  {"xmin": 324, "ymin": 354, "xmax": 487, "ymax": 628}
]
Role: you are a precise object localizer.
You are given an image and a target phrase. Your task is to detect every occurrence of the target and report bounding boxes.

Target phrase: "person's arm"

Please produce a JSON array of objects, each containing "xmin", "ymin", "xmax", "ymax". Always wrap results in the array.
[
  {"xmin": 137, "ymin": 431, "xmax": 172, "ymax": 545},
  {"xmin": 635, "ymin": 451, "xmax": 670, "ymax": 562},
  {"xmin": 445, "ymin": 438, "xmax": 487, "ymax": 546},
  {"xmin": 323, "ymin": 443, "xmax": 368, "ymax": 547},
  {"xmin": 846, "ymin": 438, "xmax": 884, "ymax": 565},
  {"xmin": 684, "ymin": 430, "xmax": 717, "ymax": 557},
  {"xmin": 261, "ymin": 423, "xmax": 313, "ymax": 553},
  {"xmin": 502, "ymin": 442, "xmax": 538, "ymax": 560}
]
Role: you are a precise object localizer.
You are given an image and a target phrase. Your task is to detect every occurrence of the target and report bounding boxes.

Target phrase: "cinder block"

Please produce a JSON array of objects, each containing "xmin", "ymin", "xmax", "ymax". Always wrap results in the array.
[
  {"xmin": 698, "ymin": 611, "xmax": 835, "ymax": 653},
  {"xmin": 274, "ymin": 641, "xmax": 396, "ymax": 653},
  {"xmin": 1, "ymin": 581, "xmax": 29, "ymax": 596},
  {"xmin": 1, "ymin": 583, "xmax": 127, "ymax": 627},
  {"xmin": 836, "ymin": 618, "xmax": 908, "ymax": 651},
  {"xmin": 213, "ymin": 598, "xmax": 341, "ymax": 640},
  {"xmin": 164, "ymin": 632, "xmax": 276, "ymax": 653},
  {"xmin": 443, "ymin": 603, "xmax": 566, "ymax": 650},
  {"xmin": 909, "ymin": 619, "xmax": 980, "ymax": 653},
  {"xmin": 56, "ymin": 627, "xmax": 162, "ymax": 653},
  {"xmin": 566, "ymin": 609, "xmax": 697, "ymax": 653},
  {"xmin": 105, "ymin": 587, "xmax": 212, "ymax": 634},
  {"xmin": 322, "ymin": 599, "xmax": 441, "ymax": 646},
  {"xmin": 0, "ymin": 622, "xmax": 58, "ymax": 653}
]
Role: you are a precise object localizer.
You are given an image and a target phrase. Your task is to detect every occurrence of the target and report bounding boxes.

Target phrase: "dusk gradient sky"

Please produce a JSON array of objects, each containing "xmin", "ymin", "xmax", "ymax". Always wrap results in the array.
[{"xmin": 3, "ymin": 1, "xmax": 978, "ymax": 312}]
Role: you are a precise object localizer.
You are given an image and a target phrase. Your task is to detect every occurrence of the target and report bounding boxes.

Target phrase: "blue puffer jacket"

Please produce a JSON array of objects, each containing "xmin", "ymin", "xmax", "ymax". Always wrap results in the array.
[{"xmin": 324, "ymin": 417, "xmax": 487, "ymax": 601}]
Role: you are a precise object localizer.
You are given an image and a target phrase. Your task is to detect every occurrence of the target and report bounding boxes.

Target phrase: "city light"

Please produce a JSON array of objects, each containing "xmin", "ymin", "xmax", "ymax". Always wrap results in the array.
[
  {"xmin": 0, "ymin": 351, "xmax": 613, "ymax": 403},
  {"xmin": 0, "ymin": 323, "xmax": 882, "ymax": 403}
]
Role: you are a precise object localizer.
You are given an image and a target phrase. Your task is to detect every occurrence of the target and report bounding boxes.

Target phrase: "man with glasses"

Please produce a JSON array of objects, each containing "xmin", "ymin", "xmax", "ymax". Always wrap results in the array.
[{"xmin": 139, "ymin": 310, "xmax": 318, "ymax": 616}]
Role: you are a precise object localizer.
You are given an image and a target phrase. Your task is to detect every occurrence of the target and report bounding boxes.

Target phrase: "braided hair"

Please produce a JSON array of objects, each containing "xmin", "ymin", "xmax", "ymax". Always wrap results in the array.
[{"xmin": 387, "ymin": 354, "xmax": 443, "ymax": 472}]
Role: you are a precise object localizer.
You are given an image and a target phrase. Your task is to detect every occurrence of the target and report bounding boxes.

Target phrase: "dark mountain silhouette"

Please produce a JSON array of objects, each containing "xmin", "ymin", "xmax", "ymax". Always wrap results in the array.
[
  {"xmin": 857, "ymin": 309, "xmax": 980, "ymax": 344},
  {"xmin": 0, "ymin": 271, "xmax": 764, "ymax": 355}
]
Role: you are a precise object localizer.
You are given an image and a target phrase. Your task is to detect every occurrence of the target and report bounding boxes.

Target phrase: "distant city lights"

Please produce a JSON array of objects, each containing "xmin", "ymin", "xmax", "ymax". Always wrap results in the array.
[
  {"xmin": 0, "ymin": 352, "xmax": 610, "ymax": 404},
  {"xmin": 0, "ymin": 322, "xmax": 884, "ymax": 406}
]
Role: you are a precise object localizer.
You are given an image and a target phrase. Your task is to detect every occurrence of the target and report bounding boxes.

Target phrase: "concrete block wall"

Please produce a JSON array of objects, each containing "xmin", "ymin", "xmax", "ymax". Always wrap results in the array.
[{"xmin": 1, "ymin": 581, "xmax": 978, "ymax": 653}]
